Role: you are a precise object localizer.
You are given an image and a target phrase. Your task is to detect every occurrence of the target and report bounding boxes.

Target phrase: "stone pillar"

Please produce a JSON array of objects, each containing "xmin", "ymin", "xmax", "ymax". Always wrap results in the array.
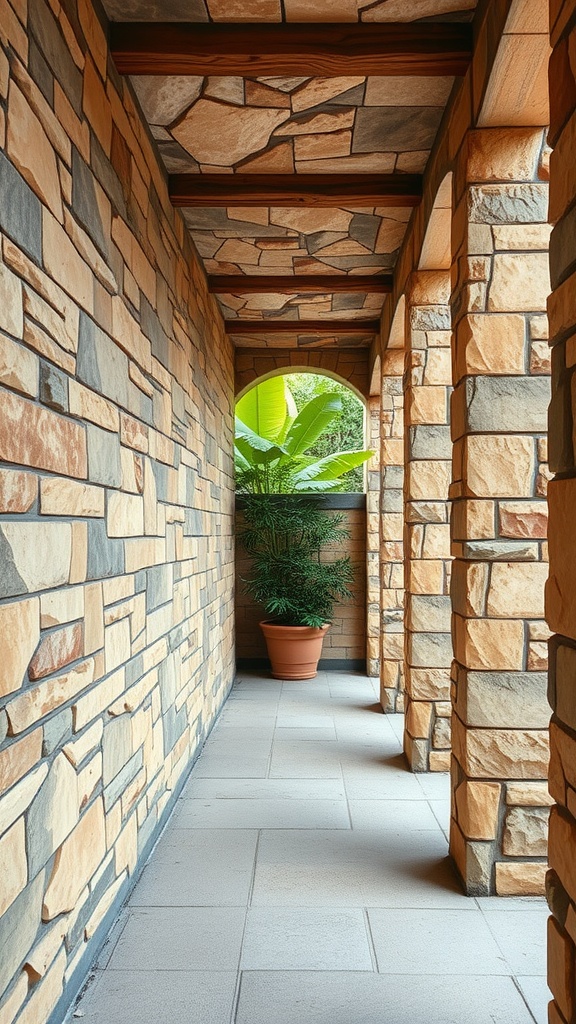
[
  {"xmin": 366, "ymin": 394, "xmax": 381, "ymax": 678},
  {"xmin": 547, "ymin": 8, "xmax": 576, "ymax": 1021},
  {"xmin": 450, "ymin": 128, "xmax": 552, "ymax": 896},
  {"xmin": 380, "ymin": 349, "xmax": 405, "ymax": 712},
  {"xmin": 403, "ymin": 272, "xmax": 453, "ymax": 771}
]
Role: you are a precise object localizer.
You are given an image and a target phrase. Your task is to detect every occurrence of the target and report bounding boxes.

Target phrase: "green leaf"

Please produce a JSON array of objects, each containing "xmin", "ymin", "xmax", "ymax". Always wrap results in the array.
[
  {"xmin": 277, "ymin": 384, "xmax": 298, "ymax": 443},
  {"xmin": 236, "ymin": 377, "xmax": 289, "ymax": 442},
  {"xmin": 235, "ymin": 418, "xmax": 287, "ymax": 465},
  {"xmin": 282, "ymin": 393, "xmax": 342, "ymax": 459},
  {"xmin": 294, "ymin": 449, "xmax": 374, "ymax": 483}
]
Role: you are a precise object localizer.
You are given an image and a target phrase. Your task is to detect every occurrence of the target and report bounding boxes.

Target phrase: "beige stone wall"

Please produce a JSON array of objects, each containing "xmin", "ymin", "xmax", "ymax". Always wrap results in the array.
[
  {"xmin": 403, "ymin": 271, "xmax": 452, "ymax": 773},
  {"xmin": 235, "ymin": 348, "xmax": 370, "ymax": 399},
  {"xmin": 236, "ymin": 504, "xmax": 366, "ymax": 666},
  {"xmin": 366, "ymin": 396, "xmax": 381, "ymax": 677},
  {"xmin": 547, "ymin": 3, "xmax": 576, "ymax": 1020},
  {"xmin": 0, "ymin": 1, "xmax": 235, "ymax": 1021},
  {"xmin": 379, "ymin": 348, "xmax": 405, "ymax": 713},
  {"xmin": 449, "ymin": 127, "xmax": 551, "ymax": 896}
]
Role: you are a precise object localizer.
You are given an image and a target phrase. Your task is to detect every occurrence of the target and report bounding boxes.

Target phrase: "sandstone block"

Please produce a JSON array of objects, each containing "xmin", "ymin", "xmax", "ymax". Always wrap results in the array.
[
  {"xmin": 408, "ymin": 386, "xmax": 447, "ymax": 425},
  {"xmin": 42, "ymin": 209, "xmax": 93, "ymax": 314},
  {"xmin": 0, "ymin": 390, "xmax": 87, "ymax": 478},
  {"xmin": 405, "ymin": 700, "xmax": 432, "ymax": 739},
  {"xmin": 408, "ymin": 594, "xmax": 451, "ymax": 633},
  {"xmin": 453, "ymin": 616, "xmax": 525, "ymax": 671},
  {"xmin": 40, "ymin": 587, "xmax": 84, "ymax": 629},
  {"xmin": 455, "ymin": 780, "xmax": 501, "ymax": 840},
  {"xmin": 0, "ymin": 871, "xmax": 44, "ymax": 999},
  {"xmin": 29, "ymin": 623, "xmax": 83, "ymax": 680},
  {"xmin": 87, "ymin": 423, "xmax": 122, "ymax": 488},
  {"xmin": 0, "ymin": 333, "xmax": 37, "ymax": 397},
  {"xmin": 0, "ymin": 522, "xmax": 72, "ymax": 599},
  {"xmin": 27, "ymin": 752, "xmax": 79, "ymax": 877},
  {"xmin": 506, "ymin": 781, "xmax": 554, "ymax": 807},
  {"xmin": 0, "ymin": 597, "xmax": 40, "ymax": 696},
  {"xmin": 486, "ymin": 561, "xmax": 548, "ymax": 618},
  {"xmin": 459, "ymin": 376, "xmax": 549, "ymax": 434},
  {"xmin": 15, "ymin": 949, "xmax": 65, "ymax": 1024},
  {"xmin": 453, "ymin": 721, "xmax": 549, "ymax": 780},
  {"xmin": 407, "ymin": 460, "xmax": 451, "ymax": 501},
  {"xmin": 458, "ymin": 670, "xmax": 549, "ymax": 729},
  {"xmin": 503, "ymin": 805, "xmax": 549, "ymax": 856},
  {"xmin": 0, "ymin": 818, "xmax": 27, "ymax": 917},
  {"xmin": 104, "ymin": 618, "xmax": 131, "ymax": 675},
  {"xmin": 467, "ymin": 129, "xmax": 543, "ymax": 182},
  {"xmin": 463, "ymin": 435, "xmax": 534, "ymax": 498},
  {"xmin": 548, "ymin": 916, "xmax": 575, "ymax": 1023},
  {"xmin": 43, "ymin": 797, "xmax": 106, "ymax": 920},
  {"xmin": 454, "ymin": 313, "xmax": 526, "ymax": 381},
  {"xmin": 489, "ymin": 252, "xmax": 550, "ymax": 313},
  {"xmin": 495, "ymin": 861, "xmax": 546, "ymax": 896},
  {"xmin": 0, "ymin": 764, "xmax": 48, "ymax": 837},
  {"xmin": 40, "ymin": 477, "xmax": 104, "ymax": 518},
  {"xmin": 107, "ymin": 491, "xmax": 145, "ymax": 537},
  {"xmin": 468, "ymin": 183, "xmax": 548, "ymax": 225},
  {"xmin": 499, "ymin": 501, "xmax": 548, "ymax": 539},
  {"xmin": 408, "ymin": 631, "xmax": 452, "ymax": 669},
  {"xmin": 7, "ymin": 82, "xmax": 63, "ymax": 220},
  {"xmin": 0, "ymin": 728, "xmax": 42, "ymax": 792},
  {"xmin": 449, "ymin": 820, "xmax": 493, "ymax": 896},
  {"xmin": 0, "ymin": 468, "xmax": 37, "ymax": 513}
]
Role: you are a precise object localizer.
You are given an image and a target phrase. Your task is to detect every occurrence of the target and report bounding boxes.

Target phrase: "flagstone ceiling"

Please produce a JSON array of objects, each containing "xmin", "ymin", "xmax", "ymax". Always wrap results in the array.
[{"xmin": 104, "ymin": 0, "xmax": 478, "ymax": 349}]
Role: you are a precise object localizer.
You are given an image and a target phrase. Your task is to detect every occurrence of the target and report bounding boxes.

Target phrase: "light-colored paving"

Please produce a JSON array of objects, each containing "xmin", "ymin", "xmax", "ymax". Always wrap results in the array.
[{"xmin": 75, "ymin": 672, "xmax": 550, "ymax": 1024}]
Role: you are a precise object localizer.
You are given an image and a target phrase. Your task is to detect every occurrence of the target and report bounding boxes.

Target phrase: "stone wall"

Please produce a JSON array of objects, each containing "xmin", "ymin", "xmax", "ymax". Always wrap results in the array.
[
  {"xmin": 236, "ymin": 500, "xmax": 366, "ymax": 667},
  {"xmin": 235, "ymin": 347, "xmax": 370, "ymax": 399},
  {"xmin": 547, "ymin": 3, "xmax": 576, "ymax": 1020},
  {"xmin": 379, "ymin": 348, "xmax": 405, "ymax": 713},
  {"xmin": 0, "ymin": 1, "xmax": 235, "ymax": 1022}
]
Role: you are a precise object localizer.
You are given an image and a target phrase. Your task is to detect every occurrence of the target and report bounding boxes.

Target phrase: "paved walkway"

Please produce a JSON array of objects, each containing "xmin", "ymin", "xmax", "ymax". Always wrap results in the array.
[{"xmin": 76, "ymin": 672, "xmax": 549, "ymax": 1024}]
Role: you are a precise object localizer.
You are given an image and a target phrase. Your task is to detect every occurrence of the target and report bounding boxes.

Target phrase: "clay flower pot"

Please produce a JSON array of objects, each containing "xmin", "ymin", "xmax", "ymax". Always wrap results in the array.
[{"xmin": 259, "ymin": 621, "xmax": 330, "ymax": 680}]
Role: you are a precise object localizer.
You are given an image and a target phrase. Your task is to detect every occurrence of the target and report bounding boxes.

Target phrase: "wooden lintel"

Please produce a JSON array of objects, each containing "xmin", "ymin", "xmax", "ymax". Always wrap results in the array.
[
  {"xmin": 171, "ymin": 174, "xmax": 422, "ymax": 208},
  {"xmin": 209, "ymin": 275, "xmax": 393, "ymax": 295},
  {"xmin": 110, "ymin": 23, "xmax": 472, "ymax": 78},
  {"xmin": 225, "ymin": 320, "xmax": 380, "ymax": 336}
]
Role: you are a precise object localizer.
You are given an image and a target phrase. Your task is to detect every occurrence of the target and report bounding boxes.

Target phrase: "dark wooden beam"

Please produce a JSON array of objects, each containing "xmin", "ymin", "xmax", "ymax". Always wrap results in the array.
[
  {"xmin": 209, "ymin": 275, "xmax": 393, "ymax": 295},
  {"xmin": 171, "ymin": 174, "xmax": 421, "ymax": 208},
  {"xmin": 110, "ymin": 23, "xmax": 472, "ymax": 77},
  {"xmin": 225, "ymin": 320, "xmax": 380, "ymax": 335}
]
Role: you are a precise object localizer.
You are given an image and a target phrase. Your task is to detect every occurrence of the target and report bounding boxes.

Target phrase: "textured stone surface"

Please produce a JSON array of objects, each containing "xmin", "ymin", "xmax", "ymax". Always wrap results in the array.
[
  {"xmin": 43, "ymin": 798, "xmax": 106, "ymax": 919},
  {"xmin": 0, "ymin": 597, "xmax": 40, "ymax": 697}
]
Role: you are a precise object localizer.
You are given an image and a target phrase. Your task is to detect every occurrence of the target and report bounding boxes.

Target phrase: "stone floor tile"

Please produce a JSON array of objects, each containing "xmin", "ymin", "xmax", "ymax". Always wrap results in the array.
[
  {"xmin": 516, "ymin": 975, "xmax": 551, "ymax": 1024},
  {"xmin": 480, "ymin": 909, "xmax": 548, "ymax": 975},
  {"xmin": 182, "ymin": 778, "xmax": 347, "ymax": 801},
  {"xmin": 175, "ymin": 798, "xmax": 351, "ymax": 829},
  {"xmin": 192, "ymin": 754, "xmax": 270, "ymax": 778},
  {"xmin": 368, "ymin": 908, "xmax": 509, "ymax": 975},
  {"xmin": 129, "ymin": 829, "xmax": 258, "ymax": 906},
  {"xmin": 274, "ymin": 726, "xmax": 337, "ymax": 742},
  {"xmin": 235, "ymin": 972, "xmax": 536, "ymax": 1024},
  {"xmin": 240, "ymin": 908, "xmax": 374, "ymax": 971},
  {"xmin": 342, "ymin": 770, "xmax": 426, "ymax": 801},
  {"xmin": 348, "ymin": 799, "xmax": 440, "ymax": 831},
  {"xmin": 274, "ymin": 713, "xmax": 336, "ymax": 728},
  {"xmin": 251, "ymin": 829, "xmax": 469, "ymax": 908},
  {"xmin": 107, "ymin": 907, "xmax": 246, "ymax": 971},
  {"xmin": 415, "ymin": 771, "xmax": 451, "ymax": 798},
  {"xmin": 78, "ymin": 970, "xmax": 238, "ymax": 1024}
]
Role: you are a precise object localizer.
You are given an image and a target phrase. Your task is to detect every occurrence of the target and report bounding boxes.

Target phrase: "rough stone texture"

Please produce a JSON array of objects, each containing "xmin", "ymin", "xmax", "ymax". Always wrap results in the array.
[
  {"xmin": 0, "ymin": 3, "xmax": 235, "ymax": 1021},
  {"xmin": 448, "ymin": 128, "xmax": 550, "ymax": 895},
  {"xmin": 547, "ymin": 12, "xmax": 576, "ymax": 1021},
  {"xmin": 403, "ymin": 273, "xmax": 452, "ymax": 771}
]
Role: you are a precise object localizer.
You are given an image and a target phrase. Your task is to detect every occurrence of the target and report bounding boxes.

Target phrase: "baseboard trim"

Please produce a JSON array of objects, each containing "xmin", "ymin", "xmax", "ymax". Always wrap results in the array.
[{"xmin": 236, "ymin": 657, "xmax": 367, "ymax": 673}]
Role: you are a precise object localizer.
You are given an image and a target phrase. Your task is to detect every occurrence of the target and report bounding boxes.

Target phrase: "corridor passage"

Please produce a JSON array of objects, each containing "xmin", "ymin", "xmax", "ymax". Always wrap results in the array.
[{"xmin": 75, "ymin": 673, "xmax": 548, "ymax": 1024}]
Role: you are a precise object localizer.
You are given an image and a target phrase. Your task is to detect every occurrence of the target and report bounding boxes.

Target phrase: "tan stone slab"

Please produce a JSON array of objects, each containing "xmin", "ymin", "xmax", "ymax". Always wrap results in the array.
[
  {"xmin": 7, "ymin": 659, "xmax": 95, "ymax": 735},
  {"xmin": 277, "ymin": 109, "xmax": 355, "ymax": 136},
  {"xmin": 43, "ymin": 798, "xmax": 106, "ymax": 920},
  {"xmin": 15, "ymin": 950, "xmax": 66, "ymax": 1024},
  {"xmin": 0, "ymin": 818, "xmax": 27, "ymax": 917},
  {"xmin": 455, "ymin": 780, "xmax": 501, "ymax": 840},
  {"xmin": 40, "ymin": 477, "xmax": 105, "ymax": 518},
  {"xmin": 0, "ymin": 260, "xmax": 23, "ymax": 339},
  {"xmin": 42, "ymin": 210, "xmax": 93, "ymax": 314},
  {"xmin": 0, "ymin": 972, "xmax": 27, "ymax": 1024},
  {"xmin": 506, "ymin": 781, "xmax": 554, "ymax": 806},
  {"xmin": 453, "ymin": 615, "xmax": 525, "ymax": 671},
  {"xmin": 107, "ymin": 491, "xmax": 145, "ymax": 538},
  {"xmin": 486, "ymin": 561, "xmax": 548, "ymax": 618},
  {"xmin": 0, "ymin": 597, "xmax": 40, "ymax": 698},
  {"xmin": 239, "ymin": 141, "xmax": 295, "ymax": 173},
  {"xmin": 291, "ymin": 76, "xmax": 365, "ymax": 112},
  {"xmin": 463, "ymin": 435, "xmax": 535, "ymax": 499},
  {"xmin": 173, "ymin": 98, "xmax": 289, "ymax": 165},
  {"xmin": 489, "ymin": 252, "xmax": 550, "ymax": 312},
  {"xmin": 494, "ymin": 861, "xmax": 546, "ymax": 896},
  {"xmin": 0, "ymin": 468, "xmax": 37, "ymax": 514},
  {"xmin": 7, "ymin": 82, "xmax": 63, "ymax": 220},
  {"xmin": 0, "ymin": 763, "xmax": 48, "ymax": 836},
  {"xmin": 0, "ymin": 728, "xmax": 42, "ymax": 793},
  {"xmin": 294, "ymin": 130, "xmax": 352, "ymax": 160},
  {"xmin": 454, "ymin": 719, "xmax": 549, "ymax": 780},
  {"xmin": 0, "ymin": 391, "xmax": 86, "ymax": 477}
]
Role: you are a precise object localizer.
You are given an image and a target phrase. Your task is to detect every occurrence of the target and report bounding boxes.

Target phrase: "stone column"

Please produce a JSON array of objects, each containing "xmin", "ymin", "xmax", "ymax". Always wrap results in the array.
[
  {"xmin": 547, "ymin": 9, "xmax": 576, "ymax": 1022},
  {"xmin": 403, "ymin": 272, "xmax": 453, "ymax": 771},
  {"xmin": 450, "ymin": 128, "xmax": 551, "ymax": 895},
  {"xmin": 379, "ymin": 348, "xmax": 405, "ymax": 712},
  {"xmin": 366, "ymin": 394, "xmax": 381, "ymax": 678}
]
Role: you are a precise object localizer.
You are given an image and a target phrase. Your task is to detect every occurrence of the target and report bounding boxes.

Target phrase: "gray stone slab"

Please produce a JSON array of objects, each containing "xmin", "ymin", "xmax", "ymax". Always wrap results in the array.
[
  {"xmin": 241, "ymin": 908, "xmax": 373, "ymax": 971},
  {"xmin": 78, "ymin": 969, "xmax": 237, "ymax": 1024},
  {"xmin": 108, "ymin": 907, "xmax": 246, "ymax": 971},
  {"xmin": 78, "ymin": 315, "xmax": 130, "ymax": 415},
  {"xmin": 182, "ymin": 778, "xmax": 347, "ymax": 801},
  {"xmin": 0, "ymin": 872, "xmax": 44, "ymax": 998},
  {"xmin": 173, "ymin": 798, "xmax": 351, "ymax": 830},
  {"xmin": 40, "ymin": 362, "xmax": 68, "ymax": 413},
  {"xmin": 236, "ymin": 972, "xmax": 535, "ymax": 1024},
  {"xmin": 463, "ymin": 376, "xmax": 550, "ymax": 434},
  {"xmin": 0, "ymin": 151, "xmax": 42, "ymax": 263},
  {"xmin": 469, "ymin": 184, "xmax": 548, "ymax": 225},
  {"xmin": 87, "ymin": 520, "xmax": 125, "ymax": 579},
  {"xmin": 463, "ymin": 672, "xmax": 549, "ymax": 729},
  {"xmin": 368, "ymin": 907, "xmax": 508, "ymax": 975},
  {"xmin": 129, "ymin": 829, "xmax": 258, "ymax": 907},
  {"xmin": 515, "ymin": 976, "xmax": 550, "ymax": 1024},
  {"xmin": 348, "ymin": 799, "xmax": 440, "ymax": 832},
  {"xmin": 410, "ymin": 424, "xmax": 452, "ymax": 460},
  {"xmin": 480, "ymin": 909, "xmax": 548, "ymax": 976},
  {"xmin": 251, "ymin": 829, "xmax": 469, "ymax": 908},
  {"xmin": 87, "ymin": 423, "xmax": 122, "ymax": 487},
  {"xmin": 72, "ymin": 150, "xmax": 107, "ymax": 256},
  {"xmin": 353, "ymin": 106, "xmax": 443, "ymax": 153}
]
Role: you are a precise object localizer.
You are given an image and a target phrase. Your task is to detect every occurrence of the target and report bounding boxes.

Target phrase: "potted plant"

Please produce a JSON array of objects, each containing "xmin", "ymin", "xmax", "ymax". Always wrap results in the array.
[
  {"xmin": 235, "ymin": 376, "xmax": 373, "ymax": 679},
  {"xmin": 237, "ymin": 493, "xmax": 355, "ymax": 679}
]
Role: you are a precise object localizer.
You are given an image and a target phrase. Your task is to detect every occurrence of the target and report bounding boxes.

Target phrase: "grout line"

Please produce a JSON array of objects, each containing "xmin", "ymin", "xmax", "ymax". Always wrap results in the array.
[{"xmin": 363, "ymin": 908, "xmax": 379, "ymax": 972}]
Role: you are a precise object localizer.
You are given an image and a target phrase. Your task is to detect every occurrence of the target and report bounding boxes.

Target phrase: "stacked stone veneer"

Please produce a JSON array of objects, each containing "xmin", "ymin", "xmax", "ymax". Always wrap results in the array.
[
  {"xmin": 235, "ymin": 502, "xmax": 367, "ymax": 667},
  {"xmin": 0, "ymin": 1, "xmax": 235, "ymax": 1021},
  {"xmin": 547, "ymin": 3, "xmax": 576, "ymax": 1020},
  {"xmin": 235, "ymin": 347, "xmax": 370, "ymax": 400},
  {"xmin": 379, "ymin": 347, "xmax": 405, "ymax": 713},
  {"xmin": 403, "ymin": 272, "xmax": 452, "ymax": 772},
  {"xmin": 366, "ymin": 396, "xmax": 381, "ymax": 677},
  {"xmin": 449, "ymin": 128, "xmax": 552, "ymax": 895}
]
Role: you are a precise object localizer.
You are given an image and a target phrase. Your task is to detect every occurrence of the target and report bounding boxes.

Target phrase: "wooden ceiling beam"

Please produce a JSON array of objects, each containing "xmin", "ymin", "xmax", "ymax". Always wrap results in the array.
[
  {"xmin": 170, "ymin": 174, "xmax": 421, "ymax": 208},
  {"xmin": 209, "ymin": 275, "xmax": 393, "ymax": 294},
  {"xmin": 225, "ymin": 320, "xmax": 380, "ymax": 335},
  {"xmin": 110, "ymin": 22, "xmax": 472, "ymax": 77}
]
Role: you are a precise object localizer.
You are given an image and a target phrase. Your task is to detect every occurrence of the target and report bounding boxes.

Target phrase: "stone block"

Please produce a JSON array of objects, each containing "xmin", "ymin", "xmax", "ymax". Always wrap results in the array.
[
  {"xmin": 0, "ymin": 522, "xmax": 72, "ymax": 599},
  {"xmin": 0, "ymin": 334, "xmax": 36, "ymax": 397},
  {"xmin": 107, "ymin": 491, "xmax": 145, "ymax": 537},
  {"xmin": 0, "ymin": 871, "xmax": 44, "ymax": 998},
  {"xmin": 547, "ymin": 915, "xmax": 575, "ymax": 1022},
  {"xmin": 102, "ymin": 715, "xmax": 132, "ymax": 787},
  {"xmin": 0, "ymin": 150, "xmax": 42, "ymax": 264},
  {"xmin": 495, "ymin": 861, "xmax": 546, "ymax": 896},
  {"xmin": 27, "ymin": 752, "xmax": 78, "ymax": 878},
  {"xmin": 454, "ymin": 314, "xmax": 526, "ymax": 381},
  {"xmin": 506, "ymin": 781, "xmax": 554, "ymax": 807},
  {"xmin": 0, "ymin": 729, "xmax": 42, "ymax": 792},
  {"xmin": 43, "ymin": 798, "xmax": 106, "ymax": 920},
  {"xmin": 0, "ymin": 390, "xmax": 87, "ymax": 478},
  {"xmin": 499, "ymin": 501, "xmax": 548, "ymax": 539},
  {"xmin": 486, "ymin": 561, "xmax": 548, "ymax": 618},
  {"xmin": 87, "ymin": 423, "xmax": 122, "ymax": 488},
  {"xmin": 459, "ymin": 670, "xmax": 549, "ymax": 728},
  {"xmin": 29, "ymin": 623, "xmax": 83, "ymax": 680},
  {"xmin": 104, "ymin": 618, "xmax": 131, "ymax": 675},
  {"xmin": 463, "ymin": 435, "xmax": 535, "ymax": 498},
  {"xmin": 405, "ymin": 700, "xmax": 432, "ymax": 739},
  {"xmin": 77, "ymin": 311, "xmax": 131, "ymax": 410},
  {"xmin": 0, "ymin": 818, "xmax": 27, "ymax": 917},
  {"xmin": 408, "ymin": 668, "xmax": 450, "ymax": 701},
  {"xmin": 467, "ymin": 128, "xmax": 543, "ymax": 183},
  {"xmin": 86, "ymin": 520, "xmax": 125, "ymax": 581},
  {"xmin": 408, "ymin": 631, "xmax": 452, "ymax": 669},
  {"xmin": 450, "ymin": 821, "xmax": 493, "ymax": 896},
  {"xmin": 459, "ymin": 376, "xmax": 549, "ymax": 435},
  {"xmin": 0, "ymin": 597, "xmax": 40, "ymax": 697},
  {"xmin": 39, "ymin": 362, "xmax": 68, "ymax": 413},
  {"xmin": 453, "ymin": 720, "xmax": 549, "ymax": 780},
  {"xmin": 455, "ymin": 780, "xmax": 501, "ymax": 840},
  {"xmin": 468, "ymin": 183, "xmax": 548, "ymax": 225},
  {"xmin": 42, "ymin": 708, "xmax": 73, "ymax": 756},
  {"xmin": 409, "ymin": 424, "xmax": 451, "ymax": 460},
  {"xmin": 408, "ymin": 594, "xmax": 451, "ymax": 633},
  {"xmin": 489, "ymin": 252, "xmax": 550, "ymax": 313},
  {"xmin": 453, "ymin": 616, "xmax": 525, "ymax": 671},
  {"xmin": 407, "ymin": 460, "xmax": 451, "ymax": 502},
  {"xmin": 503, "ymin": 806, "xmax": 549, "ymax": 856},
  {"xmin": 0, "ymin": 468, "xmax": 37, "ymax": 514},
  {"xmin": 42, "ymin": 209, "xmax": 93, "ymax": 314},
  {"xmin": 15, "ymin": 949, "xmax": 66, "ymax": 1024}
]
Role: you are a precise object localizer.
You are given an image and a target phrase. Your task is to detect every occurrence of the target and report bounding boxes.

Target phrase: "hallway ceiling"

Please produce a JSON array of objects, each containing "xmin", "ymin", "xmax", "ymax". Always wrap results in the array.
[{"xmin": 104, "ymin": 1, "xmax": 478, "ymax": 350}]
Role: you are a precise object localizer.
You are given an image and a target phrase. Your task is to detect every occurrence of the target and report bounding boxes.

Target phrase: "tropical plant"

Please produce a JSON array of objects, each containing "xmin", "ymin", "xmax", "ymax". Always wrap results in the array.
[
  {"xmin": 238, "ymin": 493, "xmax": 355, "ymax": 628},
  {"xmin": 287, "ymin": 373, "xmax": 366, "ymax": 490},
  {"xmin": 235, "ymin": 376, "xmax": 373, "ymax": 494}
]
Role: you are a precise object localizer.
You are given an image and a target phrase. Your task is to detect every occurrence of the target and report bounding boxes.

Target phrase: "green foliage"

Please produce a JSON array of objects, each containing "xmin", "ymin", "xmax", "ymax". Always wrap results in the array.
[
  {"xmin": 287, "ymin": 373, "xmax": 366, "ymax": 490},
  {"xmin": 235, "ymin": 374, "xmax": 372, "ymax": 494},
  {"xmin": 238, "ymin": 493, "xmax": 355, "ymax": 628}
]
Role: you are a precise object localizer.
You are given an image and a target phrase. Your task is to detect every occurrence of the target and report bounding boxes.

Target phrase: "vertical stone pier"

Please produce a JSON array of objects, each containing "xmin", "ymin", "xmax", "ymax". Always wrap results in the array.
[
  {"xmin": 379, "ymin": 348, "xmax": 405, "ymax": 713},
  {"xmin": 449, "ymin": 128, "xmax": 552, "ymax": 895}
]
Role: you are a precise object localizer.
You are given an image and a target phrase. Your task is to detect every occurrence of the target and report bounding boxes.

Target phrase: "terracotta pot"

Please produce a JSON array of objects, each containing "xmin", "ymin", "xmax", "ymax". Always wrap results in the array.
[{"xmin": 259, "ymin": 621, "xmax": 330, "ymax": 680}]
